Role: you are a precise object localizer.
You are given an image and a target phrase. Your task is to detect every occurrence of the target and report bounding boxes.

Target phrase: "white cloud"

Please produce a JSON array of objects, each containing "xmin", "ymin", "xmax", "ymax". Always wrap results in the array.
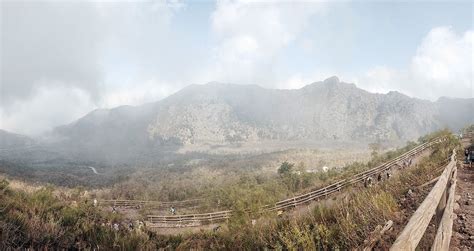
[
  {"xmin": 2, "ymin": 2, "xmax": 472, "ymax": 136},
  {"xmin": 1, "ymin": 2, "xmax": 103, "ymax": 105},
  {"xmin": 356, "ymin": 26, "xmax": 473, "ymax": 100},
  {"xmin": 100, "ymin": 79, "xmax": 179, "ymax": 108},
  {"xmin": 0, "ymin": 86, "xmax": 95, "ymax": 136},
  {"xmin": 1, "ymin": 1, "xmax": 186, "ymax": 135},
  {"xmin": 210, "ymin": 0, "xmax": 325, "ymax": 86}
]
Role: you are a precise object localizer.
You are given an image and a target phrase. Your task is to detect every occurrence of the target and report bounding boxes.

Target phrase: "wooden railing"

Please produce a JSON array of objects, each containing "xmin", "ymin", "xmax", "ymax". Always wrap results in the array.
[
  {"xmin": 147, "ymin": 210, "xmax": 233, "ymax": 227},
  {"xmin": 99, "ymin": 198, "xmax": 203, "ymax": 208},
  {"xmin": 390, "ymin": 149, "xmax": 457, "ymax": 251},
  {"xmin": 146, "ymin": 137, "xmax": 446, "ymax": 228}
]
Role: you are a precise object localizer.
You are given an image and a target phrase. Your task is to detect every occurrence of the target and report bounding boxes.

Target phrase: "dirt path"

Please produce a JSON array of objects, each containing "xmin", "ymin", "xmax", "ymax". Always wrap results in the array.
[
  {"xmin": 450, "ymin": 137, "xmax": 474, "ymax": 250},
  {"xmin": 87, "ymin": 166, "xmax": 99, "ymax": 174},
  {"xmin": 450, "ymin": 162, "xmax": 474, "ymax": 250}
]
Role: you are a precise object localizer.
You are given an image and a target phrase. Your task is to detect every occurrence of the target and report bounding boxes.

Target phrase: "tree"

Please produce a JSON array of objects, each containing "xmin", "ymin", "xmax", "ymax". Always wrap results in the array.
[{"xmin": 278, "ymin": 161, "xmax": 294, "ymax": 175}]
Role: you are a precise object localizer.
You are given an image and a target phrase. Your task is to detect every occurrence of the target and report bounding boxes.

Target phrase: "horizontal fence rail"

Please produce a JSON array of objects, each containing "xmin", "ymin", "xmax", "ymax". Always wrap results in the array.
[
  {"xmin": 146, "ymin": 137, "xmax": 447, "ymax": 228},
  {"xmin": 98, "ymin": 198, "xmax": 204, "ymax": 208},
  {"xmin": 390, "ymin": 149, "xmax": 457, "ymax": 251}
]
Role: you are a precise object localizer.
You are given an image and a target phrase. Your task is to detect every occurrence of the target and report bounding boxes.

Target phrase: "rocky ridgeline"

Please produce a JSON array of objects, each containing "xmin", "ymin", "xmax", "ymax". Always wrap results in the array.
[{"xmin": 34, "ymin": 77, "xmax": 471, "ymax": 158}]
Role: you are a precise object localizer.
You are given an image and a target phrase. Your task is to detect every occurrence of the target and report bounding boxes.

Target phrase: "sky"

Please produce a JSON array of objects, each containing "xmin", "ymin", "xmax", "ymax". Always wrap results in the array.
[{"xmin": 1, "ymin": 0, "xmax": 473, "ymax": 135}]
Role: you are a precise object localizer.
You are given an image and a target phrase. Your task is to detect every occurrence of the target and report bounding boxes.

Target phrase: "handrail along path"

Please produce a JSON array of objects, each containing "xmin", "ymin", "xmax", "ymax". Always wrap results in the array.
[{"xmin": 144, "ymin": 137, "xmax": 446, "ymax": 228}]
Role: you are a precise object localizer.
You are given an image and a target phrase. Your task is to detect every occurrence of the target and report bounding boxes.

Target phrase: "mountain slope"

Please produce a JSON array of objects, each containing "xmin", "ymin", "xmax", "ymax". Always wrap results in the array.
[
  {"xmin": 51, "ymin": 77, "xmax": 473, "ymax": 158},
  {"xmin": 0, "ymin": 129, "xmax": 35, "ymax": 149}
]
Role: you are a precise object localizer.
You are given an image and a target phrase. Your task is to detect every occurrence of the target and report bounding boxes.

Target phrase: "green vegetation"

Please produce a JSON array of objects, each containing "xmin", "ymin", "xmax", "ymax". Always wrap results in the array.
[
  {"xmin": 1, "ymin": 130, "xmax": 461, "ymax": 249},
  {"xmin": 278, "ymin": 161, "xmax": 294, "ymax": 175}
]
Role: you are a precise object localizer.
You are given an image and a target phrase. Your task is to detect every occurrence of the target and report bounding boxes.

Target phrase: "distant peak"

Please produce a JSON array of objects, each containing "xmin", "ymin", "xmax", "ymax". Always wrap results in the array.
[
  {"xmin": 204, "ymin": 81, "xmax": 224, "ymax": 86},
  {"xmin": 304, "ymin": 76, "xmax": 358, "ymax": 91},
  {"xmin": 387, "ymin": 90, "xmax": 407, "ymax": 97},
  {"xmin": 323, "ymin": 76, "xmax": 340, "ymax": 83}
]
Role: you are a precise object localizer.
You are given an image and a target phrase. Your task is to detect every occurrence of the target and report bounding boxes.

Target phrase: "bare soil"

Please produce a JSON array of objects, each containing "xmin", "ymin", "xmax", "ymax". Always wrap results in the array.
[{"xmin": 376, "ymin": 179, "xmax": 436, "ymax": 250}]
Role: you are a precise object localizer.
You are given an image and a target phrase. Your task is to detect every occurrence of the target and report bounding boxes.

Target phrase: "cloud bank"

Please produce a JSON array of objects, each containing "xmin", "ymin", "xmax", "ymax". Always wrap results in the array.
[
  {"xmin": 209, "ymin": 0, "xmax": 325, "ymax": 86},
  {"xmin": 1, "ymin": 1, "xmax": 472, "ymax": 135},
  {"xmin": 356, "ymin": 26, "xmax": 473, "ymax": 100}
]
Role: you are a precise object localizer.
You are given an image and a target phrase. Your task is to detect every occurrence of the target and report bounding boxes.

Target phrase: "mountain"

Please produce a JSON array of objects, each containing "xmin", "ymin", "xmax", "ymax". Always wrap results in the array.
[
  {"xmin": 51, "ymin": 77, "xmax": 473, "ymax": 159},
  {"xmin": 0, "ymin": 129, "xmax": 35, "ymax": 149}
]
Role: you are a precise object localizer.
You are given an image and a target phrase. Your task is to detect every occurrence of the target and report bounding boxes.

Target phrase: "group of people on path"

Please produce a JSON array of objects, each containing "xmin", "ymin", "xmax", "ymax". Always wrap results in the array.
[
  {"xmin": 102, "ymin": 219, "xmax": 145, "ymax": 232},
  {"xmin": 364, "ymin": 171, "xmax": 391, "ymax": 188},
  {"xmin": 400, "ymin": 158, "xmax": 413, "ymax": 169}
]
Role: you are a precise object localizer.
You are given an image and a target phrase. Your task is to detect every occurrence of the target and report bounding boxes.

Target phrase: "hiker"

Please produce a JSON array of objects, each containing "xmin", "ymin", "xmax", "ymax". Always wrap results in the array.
[
  {"xmin": 364, "ymin": 177, "xmax": 373, "ymax": 188},
  {"xmin": 398, "ymin": 161, "xmax": 405, "ymax": 169},
  {"xmin": 136, "ymin": 220, "xmax": 144, "ymax": 231},
  {"xmin": 468, "ymin": 150, "xmax": 474, "ymax": 166},
  {"xmin": 170, "ymin": 206, "xmax": 176, "ymax": 215},
  {"xmin": 93, "ymin": 199, "xmax": 98, "ymax": 207},
  {"xmin": 465, "ymin": 149, "xmax": 470, "ymax": 163}
]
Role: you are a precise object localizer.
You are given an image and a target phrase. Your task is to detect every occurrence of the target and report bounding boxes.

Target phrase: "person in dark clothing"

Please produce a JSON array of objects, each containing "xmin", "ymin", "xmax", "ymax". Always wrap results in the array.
[
  {"xmin": 364, "ymin": 177, "xmax": 373, "ymax": 188},
  {"xmin": 465, "ymin": 149, "xmax": 470, "ymax": 163}
]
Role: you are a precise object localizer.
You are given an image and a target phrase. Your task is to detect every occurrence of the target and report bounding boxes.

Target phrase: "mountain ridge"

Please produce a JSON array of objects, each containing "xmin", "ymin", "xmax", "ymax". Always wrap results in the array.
[{"xmin": 47, "ymin": 77, "xmax": 472, "ymax": 161}]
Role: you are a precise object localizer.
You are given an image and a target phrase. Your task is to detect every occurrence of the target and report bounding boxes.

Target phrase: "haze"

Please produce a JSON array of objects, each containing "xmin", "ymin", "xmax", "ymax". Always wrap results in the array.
[{"xmin": 1, "ymin": 1, "xmax": 473, "ymax": 136}]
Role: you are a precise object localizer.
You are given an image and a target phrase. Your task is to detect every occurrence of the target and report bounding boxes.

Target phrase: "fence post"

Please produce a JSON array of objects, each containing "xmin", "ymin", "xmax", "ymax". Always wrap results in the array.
[
  {"xmin": 435, "ymin": 187, "xmax": 447, "ymax": 226},
  {"xmin": 432, "ymin": 166, "xmax": 457, "ymax": 251},
  {"xmin": 391, "ymin": 150, "xmax": 456, "ymax": 251}
]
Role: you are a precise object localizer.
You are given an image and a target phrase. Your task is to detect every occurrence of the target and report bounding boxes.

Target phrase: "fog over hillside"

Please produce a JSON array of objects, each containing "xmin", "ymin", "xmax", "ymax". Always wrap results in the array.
[
  {"xmin": 2, "ymin": 77, "xmax": 472, "ymax": 164},
  {"xmin": 33, "ymin": 77, "xmax": 468, "ymax": 161}
]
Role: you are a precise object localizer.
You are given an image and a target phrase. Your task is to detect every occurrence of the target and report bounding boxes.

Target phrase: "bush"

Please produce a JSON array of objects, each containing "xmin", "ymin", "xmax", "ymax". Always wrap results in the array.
[{"xmin": 278, "ymin": 161, "xmax": 294, "ymax": 175}]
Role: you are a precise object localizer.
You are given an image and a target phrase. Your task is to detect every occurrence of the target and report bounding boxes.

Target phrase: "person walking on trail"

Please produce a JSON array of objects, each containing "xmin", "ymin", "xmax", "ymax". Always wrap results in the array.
[
  {"xmin": 170, "ymin": 206, "xmax": 176, "ymax": 215},
  {"xmin": 465, "ymin": 149, "xmax": 470, "ymax": 163},
  {"xmin": 468, "ymin": 149, "xmax": 474, "ymax": 167},
  {"xmin": 364, "ymin": 177, "xmax": 373, "ymax": 188}
]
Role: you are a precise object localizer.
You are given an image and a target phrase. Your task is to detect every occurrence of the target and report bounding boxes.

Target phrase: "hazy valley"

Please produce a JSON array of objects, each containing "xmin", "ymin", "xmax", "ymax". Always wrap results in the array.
[{"xmin": 2, "ymin": 1, "xmax": 473, "ymax": 249}]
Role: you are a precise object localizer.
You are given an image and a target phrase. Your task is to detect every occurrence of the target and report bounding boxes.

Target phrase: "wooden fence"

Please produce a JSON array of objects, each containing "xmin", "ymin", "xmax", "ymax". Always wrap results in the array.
[
  {"xmin": 390, "ymin": 149, "xmax": 457, "ymax": 251},
  {"xmin": 146, "ymin": 137, "xmax": 446, "ymax": 228},
  {"xmin": 99, "ymin": 198, "xmax": 203, "ymax": 208}
]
